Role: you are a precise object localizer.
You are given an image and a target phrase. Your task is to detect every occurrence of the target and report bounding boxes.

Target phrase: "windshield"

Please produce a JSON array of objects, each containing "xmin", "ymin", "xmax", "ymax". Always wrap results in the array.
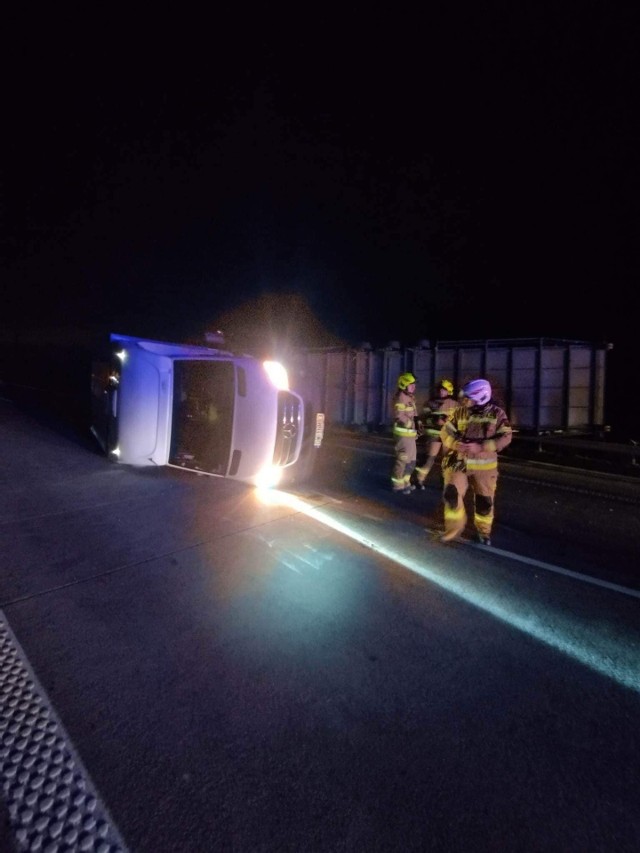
[{"xmin": 169, "ymin": 360, "xmax": 235, "ymax": 475}]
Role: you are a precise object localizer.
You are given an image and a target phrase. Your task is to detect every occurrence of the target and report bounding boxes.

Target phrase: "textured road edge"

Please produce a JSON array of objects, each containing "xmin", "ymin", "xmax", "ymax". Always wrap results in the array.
[{"xmin": 0, "ymin": 614, "xmax": 129, "ymax": 852}]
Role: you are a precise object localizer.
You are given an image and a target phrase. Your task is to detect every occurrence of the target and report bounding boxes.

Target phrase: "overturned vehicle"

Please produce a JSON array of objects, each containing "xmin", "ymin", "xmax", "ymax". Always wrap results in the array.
[{"xmin": 91, "ymin": 333, "xmax": 324, "ymax": 488}]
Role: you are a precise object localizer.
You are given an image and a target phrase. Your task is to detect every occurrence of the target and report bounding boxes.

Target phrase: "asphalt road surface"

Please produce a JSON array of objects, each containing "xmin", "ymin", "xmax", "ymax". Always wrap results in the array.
[{"xmin": 0, "ymin": 394, "xmax": 639, "ymax": 852}]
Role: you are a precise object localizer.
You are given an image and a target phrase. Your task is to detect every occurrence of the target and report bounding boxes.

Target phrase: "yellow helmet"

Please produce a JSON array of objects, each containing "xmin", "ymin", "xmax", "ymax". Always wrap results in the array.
[
  {"xmin": 397, "ymin": 372, "xmax": 416, "ymax": 391},
  {"xmin": 440, "ymin": 379, "xmax": 454, "ymax": 394}
]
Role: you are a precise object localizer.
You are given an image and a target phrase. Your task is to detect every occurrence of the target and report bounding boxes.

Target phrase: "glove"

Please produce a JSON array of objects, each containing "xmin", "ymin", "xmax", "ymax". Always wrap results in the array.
[{"xmin": 455, "ymin": 441, "xmax": 484, "ymax": 456}]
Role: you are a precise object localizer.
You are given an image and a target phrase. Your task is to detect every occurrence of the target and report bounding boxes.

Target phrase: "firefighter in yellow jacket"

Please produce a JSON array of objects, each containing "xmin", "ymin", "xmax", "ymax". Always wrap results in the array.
[
  {"xmin": 439, "ymin": 379, "xmax": 512, "ymax": 544},
  {"xmin": 415, "ymin": 378, "xmax": 457, "ymax": 488},
  {"xmin": 391, "ymin": 373, "xmax": 419, "ymax": 494}
]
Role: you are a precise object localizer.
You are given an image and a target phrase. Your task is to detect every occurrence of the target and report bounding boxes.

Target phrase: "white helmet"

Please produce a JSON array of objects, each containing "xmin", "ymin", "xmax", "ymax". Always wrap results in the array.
[{"xmin": 462, "ymin": 379, "xmax": 492, "ymax": 405}]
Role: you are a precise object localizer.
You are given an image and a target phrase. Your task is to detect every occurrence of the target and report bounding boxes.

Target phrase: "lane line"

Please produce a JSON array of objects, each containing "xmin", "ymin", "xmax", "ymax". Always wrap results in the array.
[
  {"xmin": 260, "ymin": 489, "xmax": 640, "ymax": 693},
  {"xmin": 328, "ymin": 443, "xmax": 640, "ymax": 598},
  {"xmin": 271, "ymin": 489, "xmax": 640, "ymax": 602},
  {"xmin": 448, "ymin": 537, "xmax": 640, "ymax": 600}
]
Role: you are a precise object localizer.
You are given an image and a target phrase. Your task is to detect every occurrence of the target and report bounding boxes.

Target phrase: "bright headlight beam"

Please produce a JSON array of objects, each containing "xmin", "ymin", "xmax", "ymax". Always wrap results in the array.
[
  {"xmin": 263, "ymin": 361, "xmax": 289, "ymax": 390},
  {"xmin": 254, "ymin": 465, "xmax": 283, "ymax": 490},
  {"xmin": 256, "ymin": 489, "xmax": 640, "ymax": 694}
]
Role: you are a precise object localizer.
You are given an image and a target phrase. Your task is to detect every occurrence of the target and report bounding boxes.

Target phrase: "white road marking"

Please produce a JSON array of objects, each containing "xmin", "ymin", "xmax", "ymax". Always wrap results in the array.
[
  {"xmin": 261, "ymin": 489, "xmax": 640, "ymax": 692},
  {"xmin": 330, "ymin": 441, "xmax": 640, "ymax": 599},
  {"xmin": 458, "ymin": 538, "xmax": 640, "ymax": 600}
]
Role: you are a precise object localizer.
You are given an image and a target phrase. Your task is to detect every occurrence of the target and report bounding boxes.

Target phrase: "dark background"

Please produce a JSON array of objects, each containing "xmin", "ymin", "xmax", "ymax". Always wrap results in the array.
[{"xmin": 2, "ymin": 6, "xmax": 638, "ymax": 437}]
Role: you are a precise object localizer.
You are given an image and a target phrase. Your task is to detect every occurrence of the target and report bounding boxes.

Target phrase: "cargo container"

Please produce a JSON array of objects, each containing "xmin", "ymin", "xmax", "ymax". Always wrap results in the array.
[{"xmin": 289, "ymin": 338, "xmax": 610, "ymax": 435}]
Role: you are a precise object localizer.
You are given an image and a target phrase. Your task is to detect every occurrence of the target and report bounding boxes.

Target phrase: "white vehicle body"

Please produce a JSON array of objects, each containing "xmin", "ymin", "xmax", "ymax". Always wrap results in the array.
[{"xmin": 91, "ymin": 333, "xmax": 310, "ymax": 487}]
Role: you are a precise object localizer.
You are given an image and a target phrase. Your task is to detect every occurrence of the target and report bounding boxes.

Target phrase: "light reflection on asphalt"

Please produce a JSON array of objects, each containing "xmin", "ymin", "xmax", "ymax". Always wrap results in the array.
[{"xmin": 256, "ymin": 488, "xmax": 640, "ymax": 694}]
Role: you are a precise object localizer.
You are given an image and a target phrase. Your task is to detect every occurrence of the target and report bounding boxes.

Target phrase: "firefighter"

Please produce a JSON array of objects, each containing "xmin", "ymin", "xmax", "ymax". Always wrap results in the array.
[
  {"xmin": 415, "ymin": 378, "xmax": 457, "ymax": 488},
  {"xmin": 391, "ymin": 372, "xmax": 419, "ymax": 494},
  {"xmin": 439, "ymin": 379, "xmax": 512, "ymax": 544}
]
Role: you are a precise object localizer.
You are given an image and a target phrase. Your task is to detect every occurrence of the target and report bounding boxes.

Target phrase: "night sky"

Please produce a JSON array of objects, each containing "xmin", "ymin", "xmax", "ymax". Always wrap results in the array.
[{"xmin": 4, "ymin": 7, "xmax": 639, "ymax": 422}]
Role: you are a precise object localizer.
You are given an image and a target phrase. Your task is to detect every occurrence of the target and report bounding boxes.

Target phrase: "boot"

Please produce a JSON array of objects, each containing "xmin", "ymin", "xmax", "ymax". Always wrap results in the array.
[{"xmin": 440, "ymin": 522, "xmax": 464, "ymax": 543}]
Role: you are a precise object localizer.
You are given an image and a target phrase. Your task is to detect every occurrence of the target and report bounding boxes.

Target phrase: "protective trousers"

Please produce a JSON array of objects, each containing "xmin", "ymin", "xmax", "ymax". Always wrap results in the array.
[
  {"xmin": 391, "ymin": 435, "xmax": 417, "ymax": 491},
  {"xmin": 415, "ymin": 438, "xmax": 442, "ymax": 485},
  {"xmin": 442, "ymin": 467, "xmax": 498, "ymax": 539}
]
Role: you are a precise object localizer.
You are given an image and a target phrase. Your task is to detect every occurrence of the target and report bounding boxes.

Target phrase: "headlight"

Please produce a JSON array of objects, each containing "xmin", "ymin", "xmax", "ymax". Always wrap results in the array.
[
  {"xmin": 254, "ymin": 464, "xmax": 283, "ymax": 490},
  {"xmin": 263, "ymin": 360, "xmax": 289, "ymax": 390}
]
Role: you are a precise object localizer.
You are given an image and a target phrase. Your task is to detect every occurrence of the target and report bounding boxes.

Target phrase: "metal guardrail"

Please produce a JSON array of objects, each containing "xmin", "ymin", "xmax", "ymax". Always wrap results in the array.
[
  {"xmin": 512, "ymin": 433, "xmax": 640, "ymax": 466},
  {"xmin": 328, "ymin": 426, "xmax": 640, "ymax": 474}
]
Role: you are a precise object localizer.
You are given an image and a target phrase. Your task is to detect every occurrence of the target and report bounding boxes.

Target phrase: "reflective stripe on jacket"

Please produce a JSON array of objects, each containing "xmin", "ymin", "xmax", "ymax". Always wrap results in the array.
[
  {"xmin": 392, "ymin": 390, "xmax": 418, "ymax": 438},
  {"xmin": 440, "ymin": 402, "xmax": 512, "ymax": 472}
]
